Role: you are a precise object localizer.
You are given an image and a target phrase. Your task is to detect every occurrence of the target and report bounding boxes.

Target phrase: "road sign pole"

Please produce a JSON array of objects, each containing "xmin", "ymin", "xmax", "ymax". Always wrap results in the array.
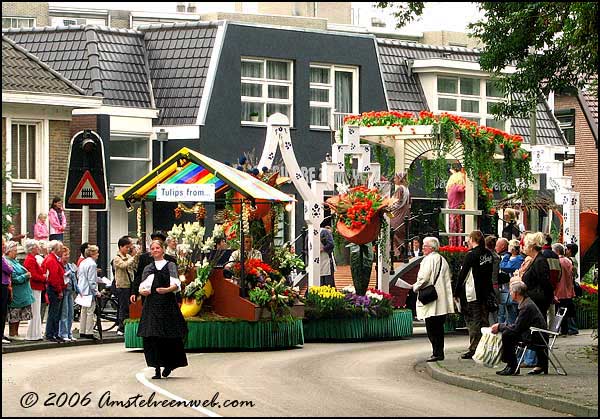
[{"xmin": 82, "ymin": 205, "xmax": 89, "ymax": 243}]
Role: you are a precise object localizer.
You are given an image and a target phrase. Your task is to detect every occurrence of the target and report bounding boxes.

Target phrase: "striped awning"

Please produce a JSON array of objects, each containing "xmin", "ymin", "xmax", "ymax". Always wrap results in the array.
[{"xmin": 115, "ymin": 147, "xmax": 294, "ymax": 203}]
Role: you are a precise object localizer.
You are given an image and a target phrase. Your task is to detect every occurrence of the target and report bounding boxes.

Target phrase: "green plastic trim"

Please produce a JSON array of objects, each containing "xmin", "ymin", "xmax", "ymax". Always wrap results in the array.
[
  {"xmin": 302, "ymin": 309, "xmax": 413, "ymax": 341},
  {"xmin": 125, "ymin": 318, "xmax": 304, "ymax": 350}
]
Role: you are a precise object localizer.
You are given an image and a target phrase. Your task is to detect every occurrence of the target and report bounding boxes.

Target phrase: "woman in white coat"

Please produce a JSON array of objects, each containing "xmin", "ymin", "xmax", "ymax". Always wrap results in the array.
[{"xmin": 412, "ymin": 236, "xmax": 454, "ymax": 362}]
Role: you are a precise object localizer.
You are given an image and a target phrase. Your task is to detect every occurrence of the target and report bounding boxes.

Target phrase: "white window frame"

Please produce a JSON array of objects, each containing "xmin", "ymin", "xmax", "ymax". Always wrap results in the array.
[
  {"xmin": 10, "ymin": 190, "xmax": 41, "ymax": 238},
  {"xmin": 109, "ymin": 133, "xmax": 151, "ymax": 187},
  {"xmin": 435, "ymin": 75, "xmax": 509, "ymax": 132},
  {"xmin": 241, "ymin": 57, "xmax": 294, "ymax": 126},
  {"xmin": 9, "ymin": 120, "xmax": 42, "ymax": 185},
  {"xmin": 2, "ymin": 17, "xmax": 36, "ymax": 29},
  {"xmin": 309, "ymin": 63, "xmax": 359, "ymax": 131}
]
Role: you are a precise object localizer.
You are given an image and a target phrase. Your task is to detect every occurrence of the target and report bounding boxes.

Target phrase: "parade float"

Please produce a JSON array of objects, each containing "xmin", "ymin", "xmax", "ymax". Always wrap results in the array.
[{"xmin": 117, "ymin": 147, "xmax": 305, "ymax": 350}]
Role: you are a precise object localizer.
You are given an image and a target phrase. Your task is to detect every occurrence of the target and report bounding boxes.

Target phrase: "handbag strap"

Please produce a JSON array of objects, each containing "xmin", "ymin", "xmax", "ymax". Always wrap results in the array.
[{"xmin": 431, "ymin": 254, "xmax": 443, "ymax": 287}]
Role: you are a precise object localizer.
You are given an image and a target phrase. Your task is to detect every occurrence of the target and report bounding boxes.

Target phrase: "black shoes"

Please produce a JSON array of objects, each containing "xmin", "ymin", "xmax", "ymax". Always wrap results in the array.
[
  {"xmin": 527, "ymin": 367, "xmax": 548, "ymax": 375},
  {"xmin": 151, "ymin": 367, "xmax": 173, "ymax": 379},
  {"xmin": 461, "ymin": 351, "xmax": 475, "ymax": 359},
  {"xmin": 426, "ymin": 355, "xmax": 444, "ymax": 362},
  {"xmin": 80, "ymin": 334, "xmax": 99, "ymax": 341},
  {"xmin": 496, "ymin": 366, "xmax": 520, "ymax": 376}
]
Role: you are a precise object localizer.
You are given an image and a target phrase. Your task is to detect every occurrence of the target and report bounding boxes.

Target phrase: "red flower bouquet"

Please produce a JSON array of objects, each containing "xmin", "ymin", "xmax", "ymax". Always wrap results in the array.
[
  {"xmin": 326, "ymin": 186, "xmax": 396, "ymax": 245},
  {"xmin": 231, "ymin": 258, "xmax": 282, "ymax": 289}
]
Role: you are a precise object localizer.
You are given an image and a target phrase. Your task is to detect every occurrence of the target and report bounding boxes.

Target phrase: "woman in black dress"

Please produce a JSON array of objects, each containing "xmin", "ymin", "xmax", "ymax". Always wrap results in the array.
[{"xmin": 137, "ymin": 240, "xmax": 188, "ymax": 379}]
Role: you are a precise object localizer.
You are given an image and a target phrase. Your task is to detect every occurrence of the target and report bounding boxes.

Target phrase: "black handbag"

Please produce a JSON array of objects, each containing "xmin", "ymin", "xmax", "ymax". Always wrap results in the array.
[{"xmin": 418, "ymin": 257, "xmax": 443, "ymax": 305}]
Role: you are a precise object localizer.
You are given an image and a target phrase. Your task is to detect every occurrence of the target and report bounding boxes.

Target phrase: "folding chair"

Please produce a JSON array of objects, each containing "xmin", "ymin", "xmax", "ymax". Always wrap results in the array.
[{"xmin": 517, "ymin": 306, "xmax": 568, "ymax": 375}]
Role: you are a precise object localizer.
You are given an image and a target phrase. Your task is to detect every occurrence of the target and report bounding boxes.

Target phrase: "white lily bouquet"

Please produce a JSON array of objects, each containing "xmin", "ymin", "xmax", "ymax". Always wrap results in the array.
[{"xmin": 168, "ymin": 221, "xmax": 207, "ymax": 274}]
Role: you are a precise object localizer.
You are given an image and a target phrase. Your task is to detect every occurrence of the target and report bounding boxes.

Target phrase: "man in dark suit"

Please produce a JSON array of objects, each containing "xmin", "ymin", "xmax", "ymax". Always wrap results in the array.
[
  {"xmin": 129, "ymin": 231, "xmax": 176, "ymax": 304},
  {"xmin": 491, "ymin": 281, "xmax": 548, "ymax": 376}
]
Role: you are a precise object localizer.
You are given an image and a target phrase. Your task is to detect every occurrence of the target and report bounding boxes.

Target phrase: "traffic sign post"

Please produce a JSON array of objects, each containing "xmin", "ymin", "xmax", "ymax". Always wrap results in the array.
[
  {"xmin": 64, "ymin": 130, "xmax": 108, "ymax": 244},
  {"xmin": 64, "ymin": 130, "xmax": 108, "ymax": 211}
]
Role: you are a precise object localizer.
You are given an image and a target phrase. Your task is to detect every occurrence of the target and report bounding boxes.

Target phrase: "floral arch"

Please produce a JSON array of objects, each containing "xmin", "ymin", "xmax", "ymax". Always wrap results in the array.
[{"xmin": 343, "ymin": 110, "xmax": 534, "ymax": 199}]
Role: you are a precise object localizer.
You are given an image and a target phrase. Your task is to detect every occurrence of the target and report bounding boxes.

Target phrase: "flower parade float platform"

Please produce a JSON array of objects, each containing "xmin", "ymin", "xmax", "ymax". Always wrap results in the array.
[{"xmin": 125, "ymin": 269, "xmax": 305, "ymax": 350}]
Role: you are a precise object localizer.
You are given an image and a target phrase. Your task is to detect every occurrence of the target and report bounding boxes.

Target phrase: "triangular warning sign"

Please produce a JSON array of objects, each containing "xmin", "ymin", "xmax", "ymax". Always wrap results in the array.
[{"xmin": 68, "ymin": 170, "xmax": 105, "ymax": 205}]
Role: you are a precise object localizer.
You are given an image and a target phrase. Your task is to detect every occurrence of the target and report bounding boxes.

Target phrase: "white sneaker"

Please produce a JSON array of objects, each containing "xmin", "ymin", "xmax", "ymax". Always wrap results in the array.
[
  {"xmin": 117, "ymin": 331, "xmax": 124, "ymax": 336},
  {"xmin": 62, "ymin": 337, "xmax": 72, "ymax": 342},
  {"xmin": 69, "ymin": 337, "xmax": 77, "ymax": 342},
  {"xmin": 2, "ymin": 338, "xmax": 10, "ymax": 344}
]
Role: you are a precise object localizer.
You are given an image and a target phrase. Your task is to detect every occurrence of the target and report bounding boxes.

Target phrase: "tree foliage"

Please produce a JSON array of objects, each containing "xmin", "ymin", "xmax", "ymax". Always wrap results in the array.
[
  {"xmin": 469, "ymin": 2, "xmax": 598, "ymax": 117},
  {"xmin": 374, "ymin": 2, "xmax": 425, "ymax": 28},
  {"xmin": 375, "ymin": 2, "xmax": 598, "ymax": 117}
]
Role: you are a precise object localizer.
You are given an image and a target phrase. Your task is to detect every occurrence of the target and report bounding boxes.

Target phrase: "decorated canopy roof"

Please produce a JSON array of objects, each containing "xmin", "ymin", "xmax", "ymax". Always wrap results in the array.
[{"xmin": 115, "ymin": 147, "xmax": 294, "ymax": 203}]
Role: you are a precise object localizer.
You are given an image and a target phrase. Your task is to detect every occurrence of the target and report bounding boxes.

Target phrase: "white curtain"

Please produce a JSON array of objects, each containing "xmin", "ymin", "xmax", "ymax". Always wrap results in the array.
[{"xmin": 335, "ymin": 71, "xmax": 352, "ymax": 114}]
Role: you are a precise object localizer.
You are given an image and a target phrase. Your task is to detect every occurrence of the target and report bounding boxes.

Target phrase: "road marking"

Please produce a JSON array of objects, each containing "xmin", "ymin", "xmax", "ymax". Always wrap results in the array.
[{"xmin": 136, "ymin": 367, "xmax": 221, "ymax": 417}]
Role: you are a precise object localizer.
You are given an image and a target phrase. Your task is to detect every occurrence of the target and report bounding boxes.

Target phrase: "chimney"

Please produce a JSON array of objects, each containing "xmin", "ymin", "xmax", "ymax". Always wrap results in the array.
[
  {"xmin": 176, "ymin": 2, "xmax": 186, "ymax": 13},
  {"xmin": 187, "ymin": 2, "xmax": 197, "ymax": 13}
]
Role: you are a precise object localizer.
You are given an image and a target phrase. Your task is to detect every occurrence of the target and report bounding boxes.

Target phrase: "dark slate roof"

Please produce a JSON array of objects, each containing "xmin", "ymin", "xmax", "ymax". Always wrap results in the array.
[
  {"xmin": 139, "ymin": 21, "xmax": 221, "ymax": 126},
  {"xmin": 3, "ymin": 25, "xmax": 153, "ymax": 108},
  {"xmin": 579, "ymin": 87, "xmax": 598, "ymax": 143},
  {"xmin": 2, "ymin": 35, "xmax": 84, "ymax": 96},
  {"xmin": 581, "ymin": 89, "xmax": 598, "ymax": 127},
  {"xmin": 511, "ymin": 96, "xmax": 567, "ymax": 146},
  {"xmin": 376, "ymin": 38, "xmax": 567, "ymax": 146}
]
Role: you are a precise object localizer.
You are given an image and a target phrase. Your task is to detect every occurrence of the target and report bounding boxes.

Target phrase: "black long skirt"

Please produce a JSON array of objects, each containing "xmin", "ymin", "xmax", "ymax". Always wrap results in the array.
[{"xmin": 143, "ymin": 337, "xmax": 188, "ymax": 370}]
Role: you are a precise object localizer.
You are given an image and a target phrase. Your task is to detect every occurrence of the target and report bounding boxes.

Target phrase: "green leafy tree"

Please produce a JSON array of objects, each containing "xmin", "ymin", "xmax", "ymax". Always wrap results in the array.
[
  {"xmin": 469, "ymin": 2, "xmax": 598, "ymax": 117},
  {"xmin": 375, "ymin": 2, "xmax": 425, "ymax": 28},
  {"xmin": 376, "ymin": 2, "xmax": 598, "ymax": 117}
]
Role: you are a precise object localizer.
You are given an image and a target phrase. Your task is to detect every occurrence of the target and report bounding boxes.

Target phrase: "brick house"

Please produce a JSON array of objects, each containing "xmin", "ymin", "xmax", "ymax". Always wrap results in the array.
[
  {"xmin": 2, "ymin": 35, "xmax": 102, "ymax": 257},
  {"xmin": 554, "ymin": 89, "xmax": 598, "ymax": 212}
]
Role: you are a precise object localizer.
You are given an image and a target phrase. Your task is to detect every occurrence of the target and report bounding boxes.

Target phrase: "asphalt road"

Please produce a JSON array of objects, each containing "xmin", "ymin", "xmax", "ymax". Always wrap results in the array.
[{"xmin": 2, "ymin": 334, "xmax": 567, "ymax": 417}]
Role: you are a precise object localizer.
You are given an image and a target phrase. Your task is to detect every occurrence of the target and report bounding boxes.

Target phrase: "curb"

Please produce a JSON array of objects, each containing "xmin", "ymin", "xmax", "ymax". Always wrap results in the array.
[
  {"xmin": 424, "ymin": 361, "xmax": 598, "ymax": 417},
  {"xmin": 2, "ymin": 336, "xmax": 125, "ymax": 354}
]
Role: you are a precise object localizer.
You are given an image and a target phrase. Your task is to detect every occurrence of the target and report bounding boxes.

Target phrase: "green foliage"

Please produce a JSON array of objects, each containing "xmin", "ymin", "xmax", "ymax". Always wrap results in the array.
[
  {"xmin": 374, "ymin": 2, "xmax": 425, "ymax": 29},
  {"xmin": 469, "ymin": 2, "xmax": 598, "ymax": 117},
  {"xmin": 249, "ymin": 287, "xmax": 270, "ymax": 307},
  {"xmin": 376, "ymin": 2, "xmax": 598, "ymax": 116},
  {"xmin": 272, "ymin": 244, "xmax": 305, "ymax": 277},
  {"xmin": 350, "ymin": 243, "xmax": 374, "ymax": 296}
]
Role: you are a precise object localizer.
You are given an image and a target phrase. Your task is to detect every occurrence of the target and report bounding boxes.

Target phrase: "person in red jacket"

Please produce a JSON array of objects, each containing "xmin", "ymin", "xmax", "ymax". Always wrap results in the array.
[
  {"xmin": 42, "ymin": 240, "xmax": 66, "ymax": 342},
  {"xmin": 23, "ymin": 240, "xmax": 46, "ymax": 341}
]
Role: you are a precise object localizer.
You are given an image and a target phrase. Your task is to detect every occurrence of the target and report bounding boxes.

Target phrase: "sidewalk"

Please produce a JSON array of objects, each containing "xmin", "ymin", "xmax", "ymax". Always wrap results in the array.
[
  {"xmin": 2, "ymin": 320, "xmax": 124, "ymax": 354},
  {"xmin": 425, "ymin": 329, "xmax": 598, "ymax": 417}
]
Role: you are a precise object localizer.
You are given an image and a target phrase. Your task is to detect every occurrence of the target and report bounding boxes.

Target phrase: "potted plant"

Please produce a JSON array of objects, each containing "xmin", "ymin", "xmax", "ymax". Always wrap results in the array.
[
  {"xmin": 249, "ymin": 111, "xmax": 260, "ymax": 122},
  {"xmin": 326, "ymin": 185, "xmax": 396, "ymax": 245}
]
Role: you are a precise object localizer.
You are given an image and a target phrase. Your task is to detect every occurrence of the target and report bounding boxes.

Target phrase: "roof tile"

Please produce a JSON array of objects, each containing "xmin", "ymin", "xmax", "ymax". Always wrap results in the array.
[{"xmin": 376, "ymin": 38, "xmax": 566, "ymax": 146}]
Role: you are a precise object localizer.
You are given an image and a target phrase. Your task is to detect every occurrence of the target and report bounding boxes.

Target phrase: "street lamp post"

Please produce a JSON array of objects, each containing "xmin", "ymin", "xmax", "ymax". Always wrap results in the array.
[{"xmin": 157, "ymin": 129, "xmax": 169, "ymax": 163}]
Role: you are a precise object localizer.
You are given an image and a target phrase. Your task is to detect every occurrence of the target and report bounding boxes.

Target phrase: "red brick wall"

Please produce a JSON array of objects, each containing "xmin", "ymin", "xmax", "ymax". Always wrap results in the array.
[
  {"xmin": 64, "ymin": 115, "xmax": 99, "ymax": 257},
  {"xmin": 555, "ymin": 94, "xmax": 598, "ymax": 211}
]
